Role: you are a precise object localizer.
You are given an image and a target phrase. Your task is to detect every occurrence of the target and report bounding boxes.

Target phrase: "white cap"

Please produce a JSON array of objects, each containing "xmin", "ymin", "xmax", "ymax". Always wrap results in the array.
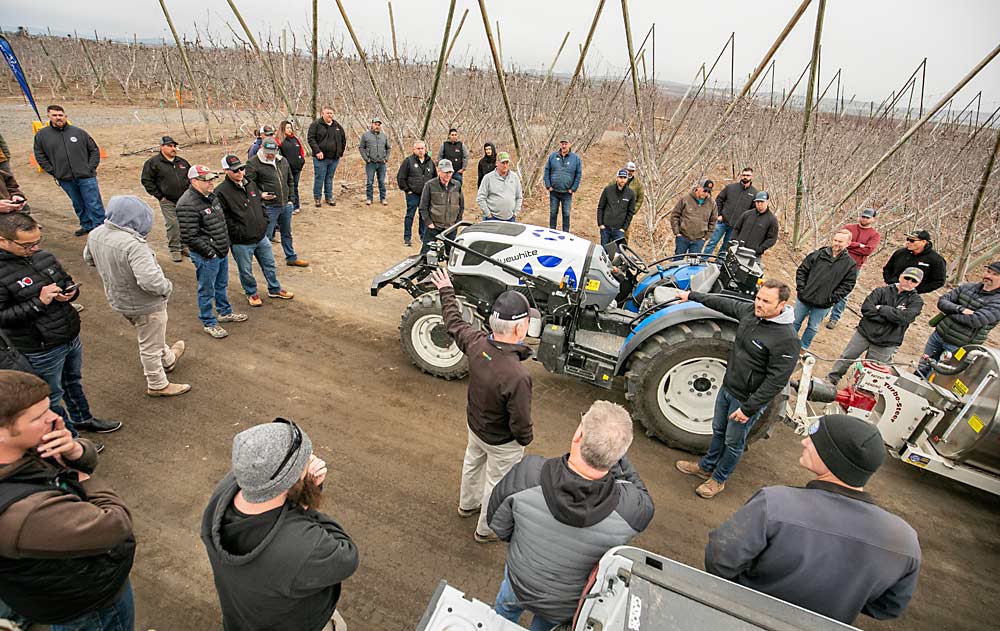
[{"xmin": 625, "ymin": 161, "xmax": 637, "ymax": 171}]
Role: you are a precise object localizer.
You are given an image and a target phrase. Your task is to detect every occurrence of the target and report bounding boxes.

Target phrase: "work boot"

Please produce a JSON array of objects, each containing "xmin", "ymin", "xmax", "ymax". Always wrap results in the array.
[
  {"xmin": 457, "ymin": 505, "xmax": 480, "ymax": 518},
  {"xmin": 696, "ymin": 479, "xmax": 726, "ymax": 499},
  {"xmin": 247, "ymin": 294, "xmax": 263, "ymax": 307},
  {"xmin": 147, "ymin": 382, "xmax": 192, "ymax": 397},
  {"xmin": 675, "ymin": 460, "xmax": 712, "ymax": 480},
  {"xmin": 170, "ymin": 251, "xmax": 183, "ymax": 263},
  {"xmin": 164, "ymin": 341, "xmax": 186, "ymax": 373},
  {"xmin": 74, "ymin": 418, "xmax": 123, "ymax": 433},
  {"xmin": 287, "ymin": 259, "xmax": 310, "ymax": 268},
  {"xmin": 474, "ymin": 531, "xmax": 500, "ymax": 544},
  {"xmin": 314, "ymin": 198, "xmax": 322, "ymax": 208},
  {"xmin": 267, "ymin": 289, "xmax": 294, "ymax": 300},
  {"xmin": 825, "ymin": 319, "xmax": 839, "ymax": 330},
  {"xmin": 325, "ymin": 199, "xmax": 336, "ymax": 207}
]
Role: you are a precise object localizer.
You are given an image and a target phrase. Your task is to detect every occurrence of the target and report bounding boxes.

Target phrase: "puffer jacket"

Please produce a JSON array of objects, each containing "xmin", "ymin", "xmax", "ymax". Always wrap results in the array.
[
  {"xmin": 934, "ymin": 282, "xmax": 1000, "ymax": 346},
  {"xmin": 32, "ymin": 123, "xmax": 100, "ymax": 181},
  {"xmin": 139, "ymin": 153, "xmax": 192, "ymax": 203},
  {"xmin": 857, "ymin": 284, "xmax": 923, "ymax": 347},
  {"xmin": 487, "ymin": 455, "xmax": 654, "ymax": 623},
  {"xmin": 669, "ymin": 192, "xmax": 717, "ymax": 240},
  {"xmin": 84, "ymin": 225, "xmax": 172, "ymax": 317},
  {"xmin": 0, "ymin": 249, "xmax": 80, "ymax": 353},
  {"xmin": 246, "ymin": 153, "xmax": 294, "ymax": 207},
  {"xmin": 418, "ymin": 177, "xmax": 464, "ymax": 227},
  {"xmin": 795, "ymin": 247, "xmax": 859, "ymax": 308},
  {"xmin": 213, "ymin": 177, "xmax": 268, "ymax": 246},
  {"xmin": 176, "ymin": 187, "xmax": 230, "ymax": 259}
]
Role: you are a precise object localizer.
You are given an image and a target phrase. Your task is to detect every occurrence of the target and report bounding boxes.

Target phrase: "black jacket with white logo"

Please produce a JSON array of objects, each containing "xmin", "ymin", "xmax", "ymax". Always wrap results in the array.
[{"xmin": 0, "ymin": 250, "xmax": 80, "ymax": 353}]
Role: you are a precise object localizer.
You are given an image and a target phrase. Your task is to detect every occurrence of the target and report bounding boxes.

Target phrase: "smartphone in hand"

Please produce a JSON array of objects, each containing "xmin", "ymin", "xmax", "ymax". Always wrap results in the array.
[{"xmin": 61, "ymin": 282, "xmax": 82, "ymax": 294}]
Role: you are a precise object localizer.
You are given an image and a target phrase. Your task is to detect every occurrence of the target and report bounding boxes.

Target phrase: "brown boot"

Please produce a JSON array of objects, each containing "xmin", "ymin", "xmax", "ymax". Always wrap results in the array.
[
  {"xmin": 147, "ymin": 382, "xmax": 192, "ymax": 397},
  {"xmin": 164, "ymin": 341, "xmax": 186, "ymax": 373},
  {"xmin": 695, "ymin": 479, "xmax": 725, "ymax": 499},
  {"xmin": 675, "ymin": 460, "xmax": 712, "ymax": 480}
]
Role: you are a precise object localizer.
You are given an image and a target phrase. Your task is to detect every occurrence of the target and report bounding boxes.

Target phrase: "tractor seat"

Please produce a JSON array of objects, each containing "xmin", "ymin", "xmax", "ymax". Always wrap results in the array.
[{"xmin": 686, "ymin": 265, "xmax": 721, "ymax": 293}]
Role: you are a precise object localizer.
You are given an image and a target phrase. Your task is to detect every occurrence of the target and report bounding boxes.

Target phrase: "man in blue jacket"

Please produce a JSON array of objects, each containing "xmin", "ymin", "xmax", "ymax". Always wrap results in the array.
[
  {"xmin": 543, "ymin": 139, "xmax": 582, "ymax": 232},
  {"xmin": 705, "ymin": 414, "xmax": 921, "ymax": 625}
]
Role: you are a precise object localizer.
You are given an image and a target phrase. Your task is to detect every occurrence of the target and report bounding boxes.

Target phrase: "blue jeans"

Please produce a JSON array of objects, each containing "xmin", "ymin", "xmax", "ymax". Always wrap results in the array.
[
  {"xmin": 365, "ymin": 162, "xmax": 387, "ymax": 202},
  {"xmin": 548, "ymin": 191, "xmax": 572, "ymax": 231},
  {"xmin": 57, "ymin": 177, "xmax": 105, "ymax": 231},
  {"xmin": 420, "ymin": 227, "xmax": 443, "ymax": 255},
  {"xmin": 698, "ymin": 387, "xmax": 767, "ymax": 483},
  {"xmin": 312, "ymin": 157, "xmax": 340, "ymax": 201},
  {"xmin": 600, "ymin": 227, "xmax": 625, "ymax": 246},
  {"xmin": 793, "ymin": 301, "xmax": 833, "ymax": 350},
  {"xmin": 404, "ymin": 192, "xmax": 425, "ymax": 243},
  {"xmin": 190, "ymin": 251, "xmax": 233, "ymax": 327},
  {"xmin": 51, "ymin": 580, "xmax": 134, "ymax": 631},
  {"xmin": 494, "ymin": 568, "xmax": 562, "ymax": 631},
  {"xmin": 702, "ymin": 220, "xmax": 732, "ymax": 255},
  {"xmin": 289, "ymin": 169, "xmax": 302, "ymax": 209},
  {"xmin": 828, "ymin": 296, "xmax": 848, "ymax": 323},
  {"xmin": 674, "ymin": 235, "xmax": 705, "ymax": 255},
  {"xmin": 916, "ymin": 330, "xmax": 960, "ymax": 378},
  {"xmin": 452, "ymin": 171, "xmax": 464, "ymax": 186},
  {"xmin": 24, "ymin": 335, "xmax": 92, "ymax": 433},
  {"xmin": 231, "ymin": 237, "xmax": 281, "ymax": 296},
  {"xmin": 265, "ymin": 203, "xmax": 298, "ymax": 262}
]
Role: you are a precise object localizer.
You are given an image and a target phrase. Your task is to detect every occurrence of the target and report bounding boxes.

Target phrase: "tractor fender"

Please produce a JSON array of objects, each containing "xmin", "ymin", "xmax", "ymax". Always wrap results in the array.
[{"xmin": 614, "ymin": 303, "xmax": 737, "ymax": 375}]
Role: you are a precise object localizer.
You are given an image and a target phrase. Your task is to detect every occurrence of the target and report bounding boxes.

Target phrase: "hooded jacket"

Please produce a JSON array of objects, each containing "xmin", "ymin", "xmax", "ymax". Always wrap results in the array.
[
  {"xmin": 857, "ymin": 284, "xmax": 923, "ymax": 347},
  {"xmin": 213, "ymin": 177, "xmax": 269, "ymax": 246},
  {"xmin": 395, "ymin": 153, "xmax": 437, "ymax": 196},
  {"xmin": 690, "ymin": 292, "xmax": 800, "ymax": 416},
  {"xmin": 543, "ymin": 150, "xmax": 582, "ymax": 192},
  {"xmin": 201, "ymin": 473, "xmax": 359, "ymax": 631},
  {"xmin": 669, "ymin": 191, "xmax": 717, "ymax": 241},
  {"xmin": 795, "ymin": 246, "xmax": 859, "ymax": 309},
  {"xmin": 596, "ymin": 182, "xmax": 637, "ymax": 231},
  {"xmin": 0, "ymin": 439, "xmax": 136, "ymax": 625},
  {"xmin": 440, "ymin": 286, "xmax": 533, "ymax": 446},
  {"xmin": 246, "ymin": 151, "xmax": 294, "ymax": 208},
  {"xmin": 882, "ymin": 244, "xmax": 947, "ymax": 294},
  {"xmin": 32, "ymin": 123, "xmax": 100, "ymax": 181},
  {"xmin": 715, "ymin": 181, "xmax": 758, "ymax": 224},
  {"xmin": 477, "ymin": 142, "xmax": 497, "ymax": 186},
  {"xmin": 419, "ymin": 177, "xmax": 464, "ymax": 228},
  {"xmin": 176, "ymin": 187, "xmax": 230, "ymax": 259},
  {"xmin": 84, "ymin": 196, "xmax": 172, "ymax": 316},
  {"xmin": 731, "ymin": 207, "xmax": 779, "ymax": 256},
  {"xmin": 437, "ymin": 140, "xmax": 469, "ymax": 173},
  {"xmin": 306, "ymin": 118, "xmax": 347, "ymax": 160},
  {"xmin": 487, "ymin": 454, "xmax": 654, "ymax": 623},
  {"xmin": 359, "ymin": 130, "xmax": 391, "ymax": 163},
  {"xmin": 140, "ymin": 152, "xmax": 192, "ymax": 203},
  {"xmin": 934, "ymin": 282, "xmax": 1000, "ymax": 346},
  {"xmin": 706, "ymin": 481, "xmax": 920, "ymax": 625},
  {"xmin": 0, "ymin": 248, "xmax": 80, "ymax": 353}
]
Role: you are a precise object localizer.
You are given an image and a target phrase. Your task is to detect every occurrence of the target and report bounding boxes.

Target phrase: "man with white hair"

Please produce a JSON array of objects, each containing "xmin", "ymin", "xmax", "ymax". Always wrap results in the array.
[
  {"xmin": 429, "ymin": 268, "xmax": 537, "ymax": 544},
  {"xmin": 487, "ymin": 400, "xmax": 655, "ymax": 630}
]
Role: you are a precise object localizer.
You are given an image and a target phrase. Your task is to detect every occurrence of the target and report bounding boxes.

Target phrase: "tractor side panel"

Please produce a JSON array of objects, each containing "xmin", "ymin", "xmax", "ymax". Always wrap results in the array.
[{"xmin": 615, "ymin": 304, "xmax": 735, "ymax": 375}]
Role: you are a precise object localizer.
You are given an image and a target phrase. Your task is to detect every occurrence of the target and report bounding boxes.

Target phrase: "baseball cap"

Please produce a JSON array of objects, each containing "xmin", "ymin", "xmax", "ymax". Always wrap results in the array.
[
  {"xmin": 262, "ymin": 139, "xmax": 279, "ymax": 152},
  {"xmin": 492, "ymin": 291, "xmax": 541, "ymax": 321},
  {"xmin": 701, "ymin": 178, "xmax": 714, "ymax": 190},
  {"xmin": 987, "ymin": 261, "xmax": 1000, "ymax": 274},
  {"xmin": 754, "ymin": 191, "xmax": 769, "ymax": 202},
  {"xmin": 497, "ymin": 152, "xmax": 511, "ymax": 163},
  {"xmin": 232, "ymin": 420, "xmax": 313, "ymax": 503},
  {"xmin": 900, "ymin": 267, "xmax": 924, "ymax": 282},
  {"xmin": 187, "ymin": 164, "xmax": 218, "ymax": 181},
  {"xmin": 907, "ymin": 230, "xmax": 931, "ymax": 241},
  {"xmin": 809, "ymin": 414, "xmax": 886, "ymax": 487},
  {"xmin": 259, "ymin": 125, "xmax": 275, "ymax": 136},
  {"xmin": 438, "ymin": 158, "xmax": 454, "ymax": 173},
  {"xmin": 617, "ymin": 169, "xmax": 629, "ymax": 178},
  {"xmin": 371, "ymin": 116, "xmax": 382, "ymax": 124},
  {"xmin": 860, "ymin": 208, "xmax": 877, "ymax": 218},
  {"xmin": 221, "ymin": 154, "xmax": 245, "ymax": 171},
  {"xmin": 625, "ymin": 161, "xmax": 637, "ymax": 171},
  {"xmin": 160, "ymin": 135, "xmax": 178, "ymax": 146},
  {"xmin": 558, "ymin": 137, "xmax": 569, "ymax": 143}
]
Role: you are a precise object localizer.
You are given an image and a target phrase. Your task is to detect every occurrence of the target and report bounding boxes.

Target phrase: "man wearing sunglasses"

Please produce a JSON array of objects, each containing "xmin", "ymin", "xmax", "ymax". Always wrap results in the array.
[
  {"xmin": 202, "ymin": 419, "xmax": 358, "ymax": 631},
  {"xmin": 882, "ymin": 229, "xmax": 947, "ymax": 294}
]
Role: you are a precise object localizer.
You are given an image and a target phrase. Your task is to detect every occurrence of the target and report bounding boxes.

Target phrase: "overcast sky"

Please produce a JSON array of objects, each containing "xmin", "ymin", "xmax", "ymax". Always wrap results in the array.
[{"xmin": 3, "ymin": 0, "xmax": 998, "ymax": 112}]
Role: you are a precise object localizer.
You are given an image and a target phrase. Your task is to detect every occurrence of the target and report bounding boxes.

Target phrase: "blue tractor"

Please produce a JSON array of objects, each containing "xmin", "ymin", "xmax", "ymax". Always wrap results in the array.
[{"xmin": 372, "ymin": 222, "xmax": 777, "ymax": 453}]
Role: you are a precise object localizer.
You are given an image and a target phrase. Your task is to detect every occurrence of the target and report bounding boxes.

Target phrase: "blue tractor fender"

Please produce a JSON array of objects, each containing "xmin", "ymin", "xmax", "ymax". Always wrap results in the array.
[{"xmin": 614, "ymin": 302, "xmax": 737, "ymax": 375}]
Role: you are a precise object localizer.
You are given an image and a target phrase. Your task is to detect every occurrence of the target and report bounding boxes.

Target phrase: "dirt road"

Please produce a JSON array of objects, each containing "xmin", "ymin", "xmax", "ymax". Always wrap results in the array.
[{"xmin": 2, "ymin": 101, "xmax": 998, "ymax": 630}]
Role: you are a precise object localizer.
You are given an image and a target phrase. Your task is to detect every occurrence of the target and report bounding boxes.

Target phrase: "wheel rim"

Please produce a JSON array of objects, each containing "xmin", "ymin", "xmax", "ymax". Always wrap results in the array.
[
  {"xmin": 656, "ymin": 357, "xmax": 727, "ymax": 435},
  {"xmin": 410, "ymin": 313, "xmax": 464, "ymax": 368}
]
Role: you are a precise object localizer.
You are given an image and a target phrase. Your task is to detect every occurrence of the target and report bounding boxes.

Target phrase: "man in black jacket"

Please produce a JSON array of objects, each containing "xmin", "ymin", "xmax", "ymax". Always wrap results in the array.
[
  {"xmin": 429, "ymin": 269, "xmax": 536, "ymax": 543},
  {"xmin": 703, "ymin": 167, "xmax": 757, "ymax": 255},
  {"xmin": 177, "ymin": 165, "xmax": 247, "ymax": 339},
  {"xmin": 215, "ymin": 155, "xmax": 293, "ymax": 308},
  {"xmin": 596, "ymin": 169, "xmax": 637, "ymax": 246},
  {"xmin": 882, "ymin": 230, "xmax": 947, "ymax": 294},
  {"xmin": 730, "ymin": 191, "xmax": 778, "ymax": 257},
  {"xmin": 793, "ymin": 230, "xmax": 858, "ymax": 351},
  {"xmin": 307, "ymin": 107, "xmax": 348, "ymax": 207},
  {"xmin": 32, "ymin": 105, "xmax": 105, "ymax": 236},
  {"xmin": 0, "ymin": 212, "xmax": 120, "ymax": 437},
  {"xmin": 675, "ymin": 280, "xmax": 800, "ymax": 498},
  {"xmin": 705, "ymin": 414, "xmax": 920, "ymax": 625},
  {"xmin": 202, "ymin": 420, "xmax": 359, "ymax": 631},
  {"xmin": 140, "ymin": 135, "xmax": 191, "ymax": 262},
  {"xmin": 247, "ymin": 140, "xmax": 309, "ymax": 268},
  {"xmin": 827, "ymin": 268, "xmax": 923, "ymax": 384},
  {"xmin": 396, "ymin": 141, "xmax": 436, "ymax": 247}
]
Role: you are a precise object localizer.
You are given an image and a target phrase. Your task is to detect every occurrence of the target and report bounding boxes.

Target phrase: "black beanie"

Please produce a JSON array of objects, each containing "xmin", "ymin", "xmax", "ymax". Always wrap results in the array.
[{"xmin": 810, "ymin": 414, "xmax": 886, "ymax": 487}]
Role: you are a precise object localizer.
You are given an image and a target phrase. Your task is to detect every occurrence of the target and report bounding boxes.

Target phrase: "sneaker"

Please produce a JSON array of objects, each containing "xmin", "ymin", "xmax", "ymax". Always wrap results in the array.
[
  {"xmin": 365, "ymin": 199, "xmax": 372, "ymax": 206},
  {"xmin": 457, "ymin": 505, "xmax": 480, "ymax": 518},
  {"xmin": 675, "ymin": 460, "xmax": 713, "ymax": 480},
  {"xmin": 147, "ymin": 382, "xmax": 192, "ymax": 397},
  {"xmin": 292, "ymin": 208, "xmax": 301, "ymax": 215},
  {"xmin": 314, "ymin": 199, "xmax": 322, "ymax": 208},
  {"xmin": 74, "ymin": 418, "xmax": 123, "ymax": 433},
  {"xmin": 95, "ymin": 442, "xmax": 105, "ymax": 454},
  {"xmin": 218, "ymin": 312, "xmax": 248, "ymax": 323},
  {"xmin": 695, "ymin": 478, "xmax": 725, "ymax": 499},
  {"xmin": 247, "ymin": 294, "xmax": 263, "ymax": 307},
  {"xmin": 164, "ymin": 341, "xmax": 186, "ymax": 373},
  {"xmin": 268, "ymin": 289, "xmax": 294, "ymax": 300},
  {"xmin": 286, "ymin": 259, "xmax": 310, "ymax": 268},
  {"xmin": 381, "ymin": 199, "xmax": 388, "ymax": 206},
  {"xmin": 204, "ymin": 325, "xmax": 229, "ymax": 339},
  {"xmin": 474, "ymin": 531, "xmax": 500, "ymax": 544},
  {"xmin": 325, "ymin": 199, "xmax": 336, "ymax": 207},
  {"xmin": 825, "ymin": 319, "xmax": 839, "ymax": 329},
  {"xmin": 170, "ymin": 251, "xmax": 183, "ymax": 263},
  {"xmin": 71, "ymin": 303, "xmax": 85, "ymax": 313},
  {"xmin": 404, "ymin": 240, "xmax": 412, "ymax": 247}
]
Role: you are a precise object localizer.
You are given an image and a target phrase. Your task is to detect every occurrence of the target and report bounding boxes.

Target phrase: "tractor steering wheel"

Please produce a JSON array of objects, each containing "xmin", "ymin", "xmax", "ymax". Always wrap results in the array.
[{"xmin": 618, "ymin": 241, "xmax": 648, "ymax": 272}]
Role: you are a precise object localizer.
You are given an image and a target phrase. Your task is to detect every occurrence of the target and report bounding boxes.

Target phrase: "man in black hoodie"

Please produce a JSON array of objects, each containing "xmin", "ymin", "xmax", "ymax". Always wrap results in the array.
[
  {"xmin": 882, "ymin": 230, "xmax": 947, "ymax": 294},
  {"xmin": 306, "ymin": 107, "xmax": 347, "ymax": 207},
  {"xmin": 202, "ymin": 420, "xmax": 359, "ymax": 631},
  {"xmin": 487, "ymin": 400, "xmax": 654, "ymax": 629},
  {"xmin": 793, "ymin": 230, "xmax": 858, "ymax": 351}
]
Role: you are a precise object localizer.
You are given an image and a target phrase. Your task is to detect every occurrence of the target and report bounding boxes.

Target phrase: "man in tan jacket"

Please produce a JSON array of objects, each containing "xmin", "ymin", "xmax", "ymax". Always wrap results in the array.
[{"xmin": 669, "ymin": 180, "xmax": 717, "ymax": 255}]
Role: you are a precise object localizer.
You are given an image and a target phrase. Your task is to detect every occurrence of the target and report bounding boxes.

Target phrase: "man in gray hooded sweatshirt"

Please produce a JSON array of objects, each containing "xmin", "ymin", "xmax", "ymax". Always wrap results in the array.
[{"xmin": 84, "ymin": 196, "xmax": 191, "ymax": 397}]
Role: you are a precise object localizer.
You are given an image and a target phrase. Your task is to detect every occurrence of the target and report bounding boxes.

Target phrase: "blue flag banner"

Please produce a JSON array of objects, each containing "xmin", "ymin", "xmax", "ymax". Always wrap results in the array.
[{"xmin": 0, "ymin": 36, "xmax": 41, "ymax": 121}]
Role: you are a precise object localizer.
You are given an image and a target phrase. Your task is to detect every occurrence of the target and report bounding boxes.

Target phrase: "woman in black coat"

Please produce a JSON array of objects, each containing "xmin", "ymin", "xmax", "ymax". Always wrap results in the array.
[{"xmin": 277, "ymin": 120, "xmax": 306, "ymax": 212}]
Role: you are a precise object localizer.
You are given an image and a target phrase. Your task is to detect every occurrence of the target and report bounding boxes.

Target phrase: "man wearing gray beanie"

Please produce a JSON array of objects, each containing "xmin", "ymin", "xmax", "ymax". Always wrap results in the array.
[
  {"xmin": 705, "ymin": 414, "xmax": 921, "ymax": 625},
  {"xmin": 201, "ymin": 420, "xmax": 359, "ymax": 631}
]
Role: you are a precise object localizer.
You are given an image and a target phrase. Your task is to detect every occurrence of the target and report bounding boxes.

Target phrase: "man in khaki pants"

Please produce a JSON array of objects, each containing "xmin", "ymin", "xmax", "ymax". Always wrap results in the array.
[
  {"xmin": 84, "ymin": 195, "xmax": 190, "ymax": 396},
  {"xmin": 429, "ymin": 269, "xmax": 536, "ymax": 543}
]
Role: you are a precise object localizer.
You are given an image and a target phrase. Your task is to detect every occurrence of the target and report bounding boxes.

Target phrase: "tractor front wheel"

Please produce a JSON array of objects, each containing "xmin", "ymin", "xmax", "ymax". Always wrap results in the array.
[{"xmin": 399, "ymin": 292, "xmax": 483, "ymax": 380}]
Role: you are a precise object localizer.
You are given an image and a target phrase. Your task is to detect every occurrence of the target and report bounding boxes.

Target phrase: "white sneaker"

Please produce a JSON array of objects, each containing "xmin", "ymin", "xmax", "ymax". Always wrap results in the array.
[{"xmin": 203, "ymin": 325, "xmax": 229, "ymax": 339}]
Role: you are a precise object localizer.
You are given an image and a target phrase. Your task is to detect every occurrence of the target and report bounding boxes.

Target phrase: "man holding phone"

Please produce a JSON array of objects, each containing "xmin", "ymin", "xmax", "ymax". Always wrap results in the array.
[{"xmin": 0, "ymin": 167, "xmax": 27, "ymax": 214}]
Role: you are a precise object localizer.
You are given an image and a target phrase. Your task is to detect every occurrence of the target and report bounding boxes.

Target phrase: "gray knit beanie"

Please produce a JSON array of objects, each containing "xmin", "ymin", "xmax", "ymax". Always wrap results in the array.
[{"xmin": 232, "ymin": 421, "xmax": 312, "ymax": 503}]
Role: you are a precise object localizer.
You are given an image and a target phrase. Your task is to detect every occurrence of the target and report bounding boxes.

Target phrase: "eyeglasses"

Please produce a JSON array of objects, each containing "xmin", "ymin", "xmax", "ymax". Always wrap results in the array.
[
  {"xmin": 269, "ymin": 417, "xmax": 303, "ymax": 480},
  {"xmin": 11, "ymin": 235, "xmax": 43, "ymax": 249}
]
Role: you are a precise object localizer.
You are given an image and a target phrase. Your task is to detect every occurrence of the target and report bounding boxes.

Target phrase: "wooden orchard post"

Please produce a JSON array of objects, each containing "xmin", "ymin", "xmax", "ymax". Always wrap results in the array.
[{"xmin": 792, "ymin": 0, "xmax": 827, "ymax": 249}]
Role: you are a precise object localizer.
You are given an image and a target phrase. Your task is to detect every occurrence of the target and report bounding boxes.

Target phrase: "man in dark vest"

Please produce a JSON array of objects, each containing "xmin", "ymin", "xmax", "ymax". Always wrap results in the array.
[{"xmin": 437, "ymin": 128, "xmax": 470, "ymax": 186}]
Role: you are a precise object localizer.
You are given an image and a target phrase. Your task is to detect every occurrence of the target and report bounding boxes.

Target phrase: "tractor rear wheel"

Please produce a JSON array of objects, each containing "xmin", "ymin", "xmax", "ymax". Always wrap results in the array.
[
  {"xmin": 625, "ymin": 320, "xmax": 736, "ymax": 454},
  {"xmin": 399, "ymin": 292, "xmax": 483, "ymax": 380}
]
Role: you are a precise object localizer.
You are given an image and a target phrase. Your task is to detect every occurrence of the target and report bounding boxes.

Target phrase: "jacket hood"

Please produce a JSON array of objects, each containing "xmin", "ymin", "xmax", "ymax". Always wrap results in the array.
[
  {"xmin": 207, "ymin": 473, "xmax": 289, "ymax": 565},
  {"xmin": 105, "ymin": 195, "xmax": 154, "ymax": 237},
  {"xmin": 767, "ymin": 304, "xmax": 796, "ymax": 324},
  {"xmin": 539, "ymin": 455, "xmax": 619, "ymax": 528},
  {"xmin": 482, "ymin": 142, "xmax": 497, "ymax": 165}
]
